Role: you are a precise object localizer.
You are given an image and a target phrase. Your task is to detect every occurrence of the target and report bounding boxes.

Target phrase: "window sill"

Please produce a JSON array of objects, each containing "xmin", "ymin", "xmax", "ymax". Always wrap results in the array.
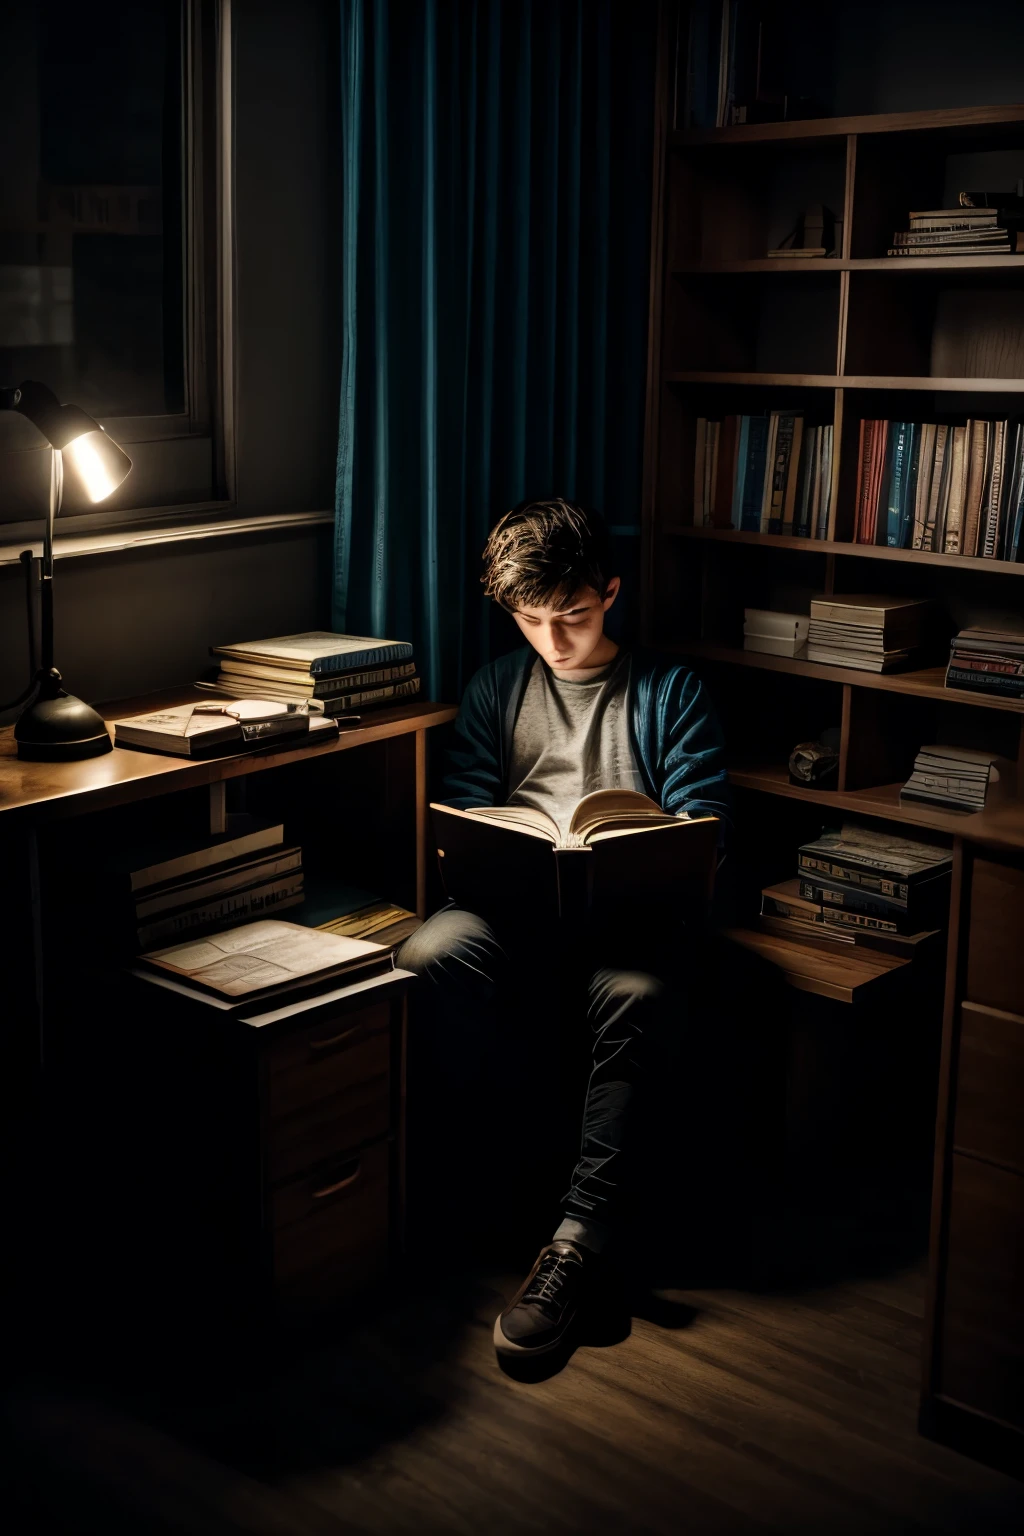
[{"xmin": 0, "ymin": 508, "xmax": 334, "ymax": 567}]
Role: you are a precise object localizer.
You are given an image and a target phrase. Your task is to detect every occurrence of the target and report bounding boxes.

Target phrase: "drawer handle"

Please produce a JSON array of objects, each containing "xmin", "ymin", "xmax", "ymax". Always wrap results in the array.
[
  {"xmin": 310, "ymin": 1157, "xmax": 361, "ymax": 1201},
  {"xmin": 308, "ymin": 1024, "xmax": 361, "ymax": 1054}
]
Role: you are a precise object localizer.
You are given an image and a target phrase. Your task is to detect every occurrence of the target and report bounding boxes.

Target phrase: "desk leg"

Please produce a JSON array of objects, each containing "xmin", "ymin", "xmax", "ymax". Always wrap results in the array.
[{"xmin": 415, "ymin": 728, "xmax": 427, "ymax": 919}]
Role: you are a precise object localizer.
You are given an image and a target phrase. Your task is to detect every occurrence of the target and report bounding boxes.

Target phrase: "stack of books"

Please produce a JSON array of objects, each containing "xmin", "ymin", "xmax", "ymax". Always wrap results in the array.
[
  {"xmin": 693, "ymin": 412, "xmax": 833, "ymax": 538},
  {"xmin": 806, "ymin": 594, "xmax": 930, "ymax": 673},
  {"xmin": 901, "ymin": 744, "xmax": 1005, "ymax": 814},
  {"xmin": 887, "ymin": 200, "xmax": 1024, "ymax": 258},
  {"xmin": 742, "ymin": 608, "xmax": 808, "ymax": 657},
  {"xmin": 125, "ymin": 816, "xmax": 305, "ymax": 951},
  {"xmin": 946, "ymin": 627, "xmax": 1024, "ymax": 700},
  {"xmin": 201, "ymin": 632, "xmax": 421, "ymax": 716},
  {"xmin": 759, "ymin": 824, "xmax": 951, "ymax": 957},
  {"xmin": 854, "ymin": 418, "xmax": 1024, "ymax": 559}
]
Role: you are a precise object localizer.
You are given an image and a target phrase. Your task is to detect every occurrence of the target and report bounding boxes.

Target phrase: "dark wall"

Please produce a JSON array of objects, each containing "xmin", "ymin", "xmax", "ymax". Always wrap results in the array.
[{"xmin": 0, "ymin": 0, "xmax": 339, "ymax": 713}]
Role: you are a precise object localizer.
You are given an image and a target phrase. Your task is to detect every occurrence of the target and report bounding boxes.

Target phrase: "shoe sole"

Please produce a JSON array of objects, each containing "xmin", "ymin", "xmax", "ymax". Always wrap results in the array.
[{"xmin": 492, "ymin": 1312, "xmax": 572, "ymax": 1357}]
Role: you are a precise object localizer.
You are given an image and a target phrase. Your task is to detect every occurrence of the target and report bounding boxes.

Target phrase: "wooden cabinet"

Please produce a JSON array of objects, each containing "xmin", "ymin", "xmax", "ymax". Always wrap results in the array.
[
  {"xmin": 114, "ymin": 966, "xmax": 413, "ymax": 1340},
  {"xmin": 924, "ymin": 843, "xmax": 1024, "ymax": 1473}
]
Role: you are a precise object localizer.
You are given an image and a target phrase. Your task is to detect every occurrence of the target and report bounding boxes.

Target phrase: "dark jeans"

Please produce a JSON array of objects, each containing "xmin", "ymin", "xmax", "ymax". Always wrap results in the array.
[{"xmin": 397, "ymin": 903, "xmax": 679, "ymax": 1247}]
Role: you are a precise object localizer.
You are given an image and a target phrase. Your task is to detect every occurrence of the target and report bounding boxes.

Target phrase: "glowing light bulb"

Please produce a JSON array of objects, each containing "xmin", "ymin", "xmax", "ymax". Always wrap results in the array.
[{"xmin": 62, "ymin": 428, "xmax": 132, "ymax": 503}]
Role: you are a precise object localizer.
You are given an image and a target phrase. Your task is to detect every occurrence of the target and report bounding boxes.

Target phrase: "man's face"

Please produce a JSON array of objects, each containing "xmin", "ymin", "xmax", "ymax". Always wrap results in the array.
[{"xmin": 510, "ymin": 578, "xmax": 621, "ymax": 670}]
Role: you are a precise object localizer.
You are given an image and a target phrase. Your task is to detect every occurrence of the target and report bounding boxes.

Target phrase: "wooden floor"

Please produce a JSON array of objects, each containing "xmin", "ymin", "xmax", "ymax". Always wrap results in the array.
[{"xmin": 4, "ymin": 1261, "xmax": 1022, "ymax": 1534}]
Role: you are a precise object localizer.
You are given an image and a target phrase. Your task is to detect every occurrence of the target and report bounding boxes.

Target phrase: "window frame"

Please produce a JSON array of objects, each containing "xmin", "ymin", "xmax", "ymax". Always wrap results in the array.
[{"xmin": 0, "ymin": 0, "xmax": 236, "ymax": 537}]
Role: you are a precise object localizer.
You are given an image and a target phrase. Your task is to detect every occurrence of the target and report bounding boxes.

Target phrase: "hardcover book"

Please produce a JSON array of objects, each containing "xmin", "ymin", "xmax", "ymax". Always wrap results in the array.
[
  {"xmin": 212, "ymin": 632, "xmax": 414, "ymax": 675},
  {"xmin": 430, "ymin": 791, "xmax": 719, "ymax": 924}
]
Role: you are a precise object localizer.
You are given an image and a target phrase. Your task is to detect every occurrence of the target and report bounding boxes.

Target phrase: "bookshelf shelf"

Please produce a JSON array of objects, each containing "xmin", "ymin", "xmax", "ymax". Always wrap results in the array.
[
  {"xmin": 727, "ymin": 762, "xmax": 977, "ymax": 837},
  {"xmin": 722, "ymin": 925, "xmax": 912, "ymax": 1004},
  {"xmin": 671, "ymin": 102, "xmax": 1024, "ymax": 149},
  {"xmin": 666, "ymin": 524, "xmax": 1024, "ymax": 576},
  {"xmin": 673, "ymin": 257, "xmax": 1024, "ymax": 275},
  {"xmin": 675, "ymin": 643, "xmax": 1024, "ymax": 715},
  {"xmin": 665, "ymin": 372, "xmax": 1024, "ymax": 392}
]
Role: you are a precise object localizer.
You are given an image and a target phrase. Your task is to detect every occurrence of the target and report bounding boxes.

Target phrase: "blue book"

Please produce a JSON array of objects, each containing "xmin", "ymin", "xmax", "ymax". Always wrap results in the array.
[
  {"xmin": 731, "ymin": 415, "xmax": 751, "ymax": 528},
  {"xmin": 898, "ymin": 423, "xmax": 920, "ymax": 549},
  {"xmin": 885, "ymin": 422, "xmax": 909, "ymax": 547},
  {"xmin": 739, "ymin": 415, "xmax": 770, "ymax": 531}
]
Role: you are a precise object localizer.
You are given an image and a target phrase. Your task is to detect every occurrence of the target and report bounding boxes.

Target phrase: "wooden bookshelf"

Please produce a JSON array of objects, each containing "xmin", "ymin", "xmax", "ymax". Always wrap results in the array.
[{"xmin": 642, "ymin": 11, "xmax": 1024, "ymax": 849}]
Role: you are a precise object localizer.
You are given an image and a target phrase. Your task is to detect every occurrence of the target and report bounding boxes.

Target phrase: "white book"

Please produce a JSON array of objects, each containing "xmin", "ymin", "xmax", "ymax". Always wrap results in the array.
[
  {"xmin": 743, "ymin": 609, "xmax": 809, "ymax": 642},
  {"xmin": 743, "ymin": 635, "xmax": 806, "ymax": 657}
]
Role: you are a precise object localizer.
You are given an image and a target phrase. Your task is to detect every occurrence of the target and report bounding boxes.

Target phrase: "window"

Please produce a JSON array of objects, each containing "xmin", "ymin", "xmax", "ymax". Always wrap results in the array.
[{"xmin": 0, "ymin": 0, "xmax": 230, "ymax": 525}]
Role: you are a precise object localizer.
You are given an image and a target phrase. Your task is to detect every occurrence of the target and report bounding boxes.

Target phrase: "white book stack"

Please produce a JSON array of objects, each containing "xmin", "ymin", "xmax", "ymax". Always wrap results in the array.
[{"xmin": 743, "ymin": 608, "xmax": 809, "ymax": 657}]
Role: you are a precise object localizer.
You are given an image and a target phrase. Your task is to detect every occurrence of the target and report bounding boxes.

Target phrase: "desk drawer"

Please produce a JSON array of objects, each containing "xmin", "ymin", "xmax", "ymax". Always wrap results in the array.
[
  {"xmin": 966, "ymin": 858, "xmax": 1024, "ymax": 1016},
  {"xmin": 268, "ymin": 1080, "xmax": 391, "ymax": 1185},
  {"xmin": 938, "ymin": 1154, "xmax": 1024, "ymax": 1429},
  {"xmin": 272, "ymin": 1139, "xmax": 391, "ymax": 1307},
  {"xmin": 267, "ymin": 1002, "xmax": 390, "ymax": 1121},
  {"xmin": 954, "ymin": 1002, "xmax": 1024, "ymax": 1175}
]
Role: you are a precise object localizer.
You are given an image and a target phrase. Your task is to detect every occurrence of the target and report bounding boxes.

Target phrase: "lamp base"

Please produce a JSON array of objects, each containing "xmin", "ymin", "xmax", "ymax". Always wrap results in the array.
[{"xmin": 15, "ymin": 668, "xmax": 112, "ymax": 762}]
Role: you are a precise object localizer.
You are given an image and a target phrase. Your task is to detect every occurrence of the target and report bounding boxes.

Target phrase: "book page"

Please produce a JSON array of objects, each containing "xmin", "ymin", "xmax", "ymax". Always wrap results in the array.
[
  {"xmin": 566, "ymin": 788, "xmax": 669, "ymax": 841},
  {"xmin": 463, "ymin": 805, "xmax": 559, "ymax": 842},
  {"xmin": 145, "ymin": 920, "xmax": 384, "ymax": 996}
]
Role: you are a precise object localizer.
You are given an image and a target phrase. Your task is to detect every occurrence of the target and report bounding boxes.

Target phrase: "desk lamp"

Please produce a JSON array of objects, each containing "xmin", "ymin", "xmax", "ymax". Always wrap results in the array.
[{"xmin": 1, "ymin": 380, "xmax": 132, "ymax": 760}]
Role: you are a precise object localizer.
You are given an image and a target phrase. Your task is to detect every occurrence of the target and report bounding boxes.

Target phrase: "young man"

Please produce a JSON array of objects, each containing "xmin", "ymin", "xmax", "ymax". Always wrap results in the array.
[{"xmin": 398, "ymin": 498, "xmax": 729, "ymax": 1360}]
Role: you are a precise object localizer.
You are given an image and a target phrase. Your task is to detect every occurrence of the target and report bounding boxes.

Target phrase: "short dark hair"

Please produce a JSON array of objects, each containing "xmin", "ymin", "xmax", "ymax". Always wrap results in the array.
[{"xmin": 480, "ymin": 498, "xmax": 613, "ymax": 612}]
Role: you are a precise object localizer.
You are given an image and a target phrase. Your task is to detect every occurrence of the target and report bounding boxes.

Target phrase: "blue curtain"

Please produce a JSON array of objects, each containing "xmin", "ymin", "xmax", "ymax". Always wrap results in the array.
[{"xmin": 333, "ymin": 0, "xmax": 658, "ymax": 701}]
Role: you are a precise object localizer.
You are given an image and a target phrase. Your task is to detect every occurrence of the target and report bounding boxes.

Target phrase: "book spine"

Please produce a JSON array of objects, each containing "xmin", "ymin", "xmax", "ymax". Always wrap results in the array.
[
  {"xmin": 946, "ymin": 664, "xmax": 1024, "ymax": 696},
  {"xmin": 731, "ymin": 415, "xmax": 750, "ymax": 527},
  {"xmin": 924, "ymin": 425, "xmax": 949, "ymax": 551},
  {"xmin": 885, "ymin": 421, "xmax": 908, "ymax": 546},
  {"xmin": 943, "ymin": 425, "xmax": 967, "ymax": 554},
  {"xmin": 853, "ymin": 419, "xmax": 869, "ymax": 542},
  {"xmin": 759, "ymin": 414, "xmax": 778, "ymax": 533},
  {"xmin": 981, "ymin": 420, "xmax": 1007, "ymax": 558},
  {"xmin": 136, "ymin": 875, "xmax": 305, "ymax": 949},
  {"xmin": 310, "ymin": 642, "xmax": 414, "ymax": 676},
  {"xmin": 1003, "ymin": 422, "xmax": 1024, "ymax": 562},
  {"xmin": 797, "ymin": 853, "xmax": 910, "ymax": 902},
  {"xmin": 693, "ymin": 417, "xmax": 707, "ymax": 526},
  {"xmin": 768, "ymin": 414, "xmax": 796, "ymax": 534},
  {"xmin": 739, "ymin": 415, "xmax": 769, "ymax": 531},
  {"xmin": 822, "ymin": 907, "xmax": 900, "ymax": 935},
  {"xmin": 817, "ymin": 426, "xmax": 833, "ymax": 539},
  {"xmin": 798, "ymin": 879, "xmax": 932, "ymax": 930},
  {"xmin": 950, "ymin": 655, "xmax": 1024, "ymax": 676}
]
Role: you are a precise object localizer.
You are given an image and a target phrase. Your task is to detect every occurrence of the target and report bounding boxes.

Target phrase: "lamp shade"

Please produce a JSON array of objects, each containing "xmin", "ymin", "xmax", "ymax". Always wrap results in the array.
[{"xmin": 10, "ymin": 380, "xmax": 132, "ymax": 502}]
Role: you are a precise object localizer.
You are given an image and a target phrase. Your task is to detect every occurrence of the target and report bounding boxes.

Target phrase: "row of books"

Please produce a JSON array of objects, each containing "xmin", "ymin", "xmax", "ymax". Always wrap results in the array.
[
  {"xmin": 887, "ymin": 196, "xmax": 1024, "ymax": 259},
  {"xmin": 945, "ymin": 626, "xmax": 1024, "ymax": 701},
  {"xmin": 854, "ymin": 419, "xmax": 1024, "ymax": 561},
  {"xmin": 125, "ymin": 816, "xmax": 305, "ymax": 951},
  {"xmin": 200, "ymin": 632, "xmax": 421, "ymax": 716},
  {"xmin": 759, "ymin": 825, "xmax": 952, "ymax": 955},
  {"xmin": 693, "ymin": 413, "xmax": 833, "ymax": 537},
  {"xmin": 126, "ymin": 814, "xmax": 418, "ymax": 973},
  {"xmin": 900, "ymin": 743, "xmax": 1004, "ymax": 815}
]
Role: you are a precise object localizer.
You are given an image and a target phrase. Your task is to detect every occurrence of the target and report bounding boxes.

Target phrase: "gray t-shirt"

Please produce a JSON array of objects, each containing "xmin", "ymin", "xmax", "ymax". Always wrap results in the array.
[{"xmin": 507, "ymin": 650, "xmax": 645, "ymax": 837}]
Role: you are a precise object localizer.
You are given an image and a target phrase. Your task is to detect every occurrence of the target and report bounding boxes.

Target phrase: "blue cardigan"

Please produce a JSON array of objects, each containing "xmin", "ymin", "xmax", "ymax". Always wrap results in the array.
[{"xmin": 440, "ymin": 645, "xmax": 732, "ymax": 835}]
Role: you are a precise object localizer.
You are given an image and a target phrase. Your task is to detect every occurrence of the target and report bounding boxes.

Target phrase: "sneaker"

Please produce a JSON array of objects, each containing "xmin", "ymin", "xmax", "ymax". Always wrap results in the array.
[{"xmin": 493, "ymin": 1241, "xmax": 592, "ymax": 1357}]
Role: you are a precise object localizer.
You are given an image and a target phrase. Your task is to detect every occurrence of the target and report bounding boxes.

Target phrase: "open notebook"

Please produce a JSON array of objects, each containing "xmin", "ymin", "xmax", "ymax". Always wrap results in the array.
[{"xmin": 431, "ymin": 790, "xmax": 719, "ymax": 922}]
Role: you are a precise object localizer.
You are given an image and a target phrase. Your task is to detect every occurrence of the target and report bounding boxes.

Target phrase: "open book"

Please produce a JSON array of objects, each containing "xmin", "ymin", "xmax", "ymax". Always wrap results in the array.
[{"xmin": 431, "ymin": 790, "xmax": 719, "ymax": 922}]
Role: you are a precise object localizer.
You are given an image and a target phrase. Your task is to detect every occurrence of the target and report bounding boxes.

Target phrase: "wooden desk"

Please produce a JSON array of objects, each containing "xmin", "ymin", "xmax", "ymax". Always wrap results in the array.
[
  {"xmin": 0, "ymin": 691, "xmax": 456, "ymax": 1345},
  {"xmin": 922, "ymin": 806, "xmax": 1024, "ymax": 1477}
]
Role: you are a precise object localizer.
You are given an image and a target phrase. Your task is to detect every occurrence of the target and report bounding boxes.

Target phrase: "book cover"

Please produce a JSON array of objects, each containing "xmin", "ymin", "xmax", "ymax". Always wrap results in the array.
[
  {"xmin": 767, "ymin": 412, "xmax": 797, "ymax": 534},
  {"xmin": 898, "ymin": 422, "xmax": 921, "ymax": 549},
  {"xmin": 213, "ymin": 633, "xmax": 414, "ymax": 675}
]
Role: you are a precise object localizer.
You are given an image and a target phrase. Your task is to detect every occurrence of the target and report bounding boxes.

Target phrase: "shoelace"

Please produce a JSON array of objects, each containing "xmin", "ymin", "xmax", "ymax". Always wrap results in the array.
[{"xmin": 521, "ymin": 1250, "xmax": 582, "ymax": 1317}]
